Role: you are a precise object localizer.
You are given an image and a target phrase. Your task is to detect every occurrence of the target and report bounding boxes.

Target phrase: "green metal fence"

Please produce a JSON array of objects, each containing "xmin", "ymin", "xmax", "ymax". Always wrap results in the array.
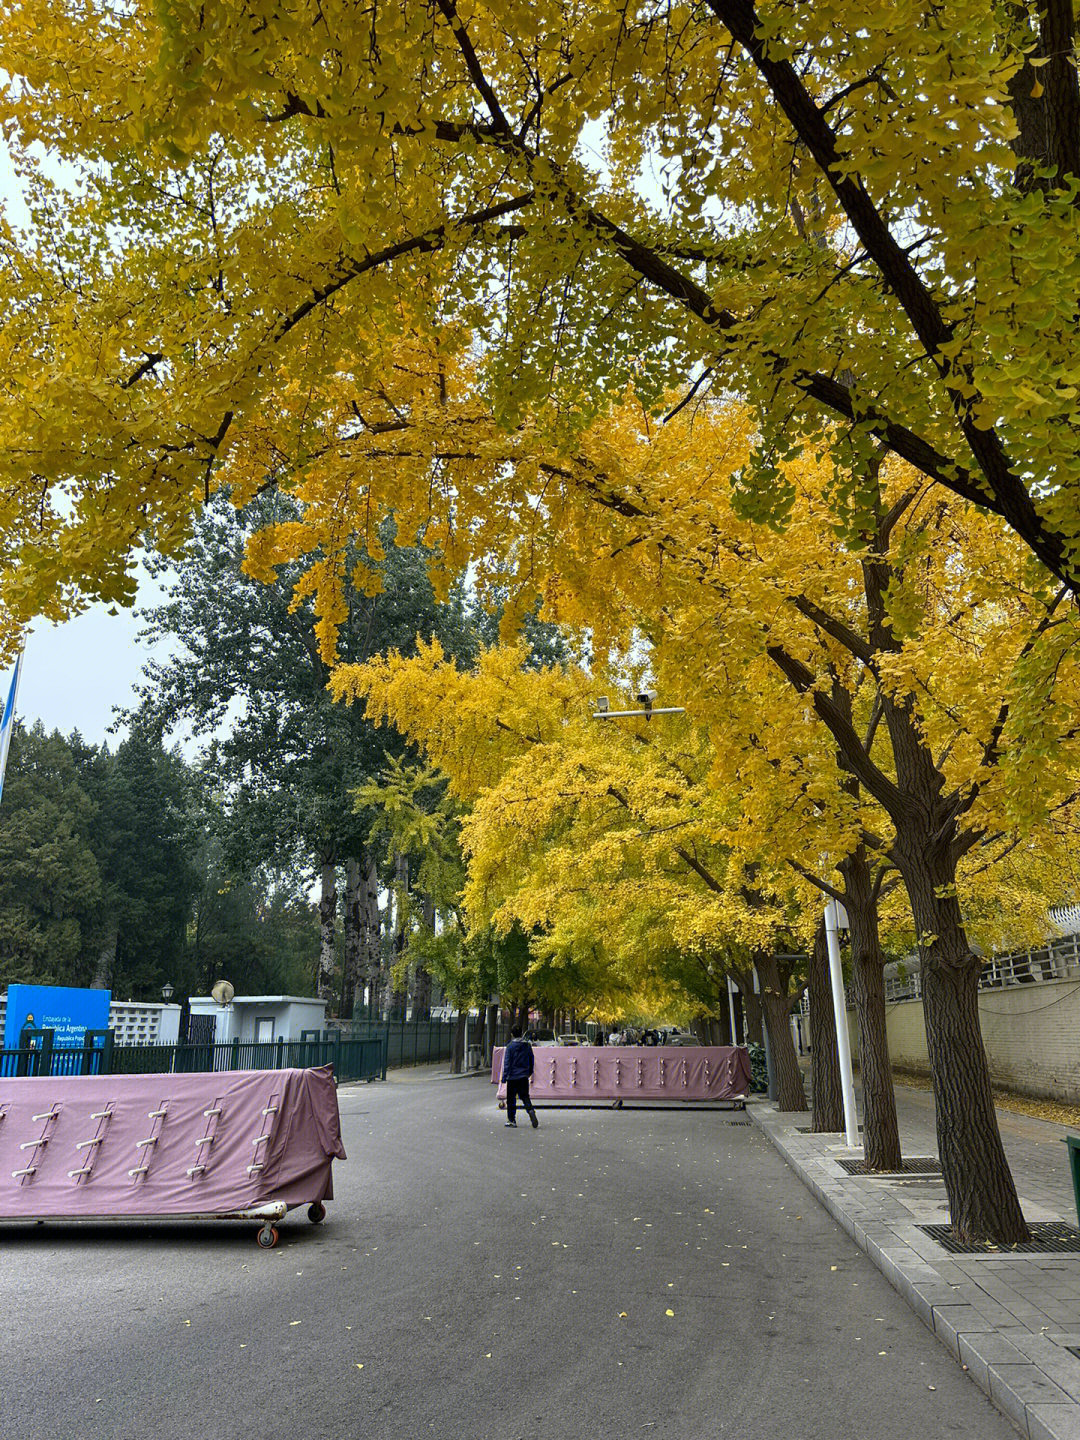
[
  {"xmin": 110, "ymin": 1033, "xmax": 388, "ymax": 1082},
  {"xmin": 0, "ymin": 1017, "xmax": 501, "ymax": 1081},
  {"xmin": 347, "ymin": 1019, "xmax": 460, "ymax": 1068},
  {"xmin": 0, "ymin": 1029, "xmax": 387, "ymax": 1083}
]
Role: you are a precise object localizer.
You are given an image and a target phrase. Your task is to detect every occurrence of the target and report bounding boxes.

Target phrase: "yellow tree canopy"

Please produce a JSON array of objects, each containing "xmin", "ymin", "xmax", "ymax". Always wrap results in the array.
[
  {"xmin": 342, "ymin": 638, "xmax": 815, "ymax": 1016},
  {"xmin": 3, "ymin": 0, "xmax": 1080, "ymax": 650}
]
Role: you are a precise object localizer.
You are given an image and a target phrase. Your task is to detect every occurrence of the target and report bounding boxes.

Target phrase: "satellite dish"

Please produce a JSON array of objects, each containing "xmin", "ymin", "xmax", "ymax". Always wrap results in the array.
[{"xmin": 211, "ymin": 980, "xmax": 235, "ymax": 1007}]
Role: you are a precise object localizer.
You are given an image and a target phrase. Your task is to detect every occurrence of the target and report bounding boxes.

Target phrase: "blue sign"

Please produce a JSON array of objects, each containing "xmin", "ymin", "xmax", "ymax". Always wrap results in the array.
[{"xmin": 4, "ymin": 983, "xmax": 111, "ymax": 1049}]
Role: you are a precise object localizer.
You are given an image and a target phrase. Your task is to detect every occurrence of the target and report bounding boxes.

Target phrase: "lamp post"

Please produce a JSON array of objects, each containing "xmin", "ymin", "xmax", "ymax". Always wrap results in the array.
[
  {"xmin": 592, "ymin": 692, "xmax": 686, "ymax": 721},
  {"xmin": 161, "ymin": 982, "xmax": 174, "ymax": 1003},
  {"xmin": 726, "ymin": 975, "xmax": 739, "ymax": 1045},
  {"xmin": 824, "ymin": 898, "xmax": 860, "ymax": 1148}
]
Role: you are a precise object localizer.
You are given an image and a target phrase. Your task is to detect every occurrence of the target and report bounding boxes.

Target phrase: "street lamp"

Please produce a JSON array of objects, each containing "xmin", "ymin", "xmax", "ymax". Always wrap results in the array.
[{"xmin": 161, "ymin": 982, "xmax": 174, "ymax": 1002}]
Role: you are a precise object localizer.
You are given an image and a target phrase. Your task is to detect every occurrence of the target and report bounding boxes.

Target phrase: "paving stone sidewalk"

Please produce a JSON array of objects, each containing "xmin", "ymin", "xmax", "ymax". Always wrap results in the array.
[{"xmin": 751, "ymin": 1083, "xmax": 1080, "ymax": 1440}]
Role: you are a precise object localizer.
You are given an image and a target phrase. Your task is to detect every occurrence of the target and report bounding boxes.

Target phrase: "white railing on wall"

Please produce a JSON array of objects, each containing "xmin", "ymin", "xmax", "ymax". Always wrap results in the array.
[{"xmin": 883, "ymin": 931, "xmax": 1080, "ymax": 1004}]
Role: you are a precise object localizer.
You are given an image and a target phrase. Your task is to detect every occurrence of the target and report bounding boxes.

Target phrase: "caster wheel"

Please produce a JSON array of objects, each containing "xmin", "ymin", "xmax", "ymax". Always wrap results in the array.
[
  {"xmin": 308, "ymin": 1202, "xmax": 326, "ymax": 1224},
  {"xmin": 257, "ymin": 1224, "xmax": 279, "ymax": 1249},
  {"xmin": 497, "ymin": 1099, "xmax": 505, "ymax": 1110}
]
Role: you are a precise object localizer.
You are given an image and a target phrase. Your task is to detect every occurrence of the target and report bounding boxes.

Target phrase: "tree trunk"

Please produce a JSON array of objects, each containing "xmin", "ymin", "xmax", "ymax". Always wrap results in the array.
[
  {"xmin": 412, "ymin": 966, "xmax": 433, "ymax": 1022},
  {"xmin": 341, "ymin": 857, "xmax": 362, "ymax": 1021},
  {"xmin": 808, "ymin": 919, "xmax": 844, "ymax": 1133},
  {"xmin": 450, "ymin": 1011, "xmax": 467, "ymax": 1074},
  {"xmin": 388, "ymin": 851, "xmax": 409, "ymax": 1023},
  {"xmin": 861, "ymin": 547, "xmax": 1027, "ymax": 1241},
  {"xmin": 316, "ymin": 860, "xmax": 338, "ymax": 1011},
  {"xmin": 732, "ymin": 967, "xmax": 764, "ymax": 1045},
  {"xmin": 360, "ymin": 853, "xmax": 383, "ymax": 1020},
  {"xmin": 894, "ymin": 830, "xmax": 1028, "ymax": 1243},
  {"xmin": 92, "ymin": 918, "xmax": 118, "ymax": 991},
  {"xmin": 755, "ymin": 951, "xmax": 807, "ymax": 1112},
  {"xmin": 472, "ymin": 1007, "xmax": 487, "ymax": 1065},
  {"xmin": 841, "ymin": 850, "xmax": 902, "ymax": 1171}
]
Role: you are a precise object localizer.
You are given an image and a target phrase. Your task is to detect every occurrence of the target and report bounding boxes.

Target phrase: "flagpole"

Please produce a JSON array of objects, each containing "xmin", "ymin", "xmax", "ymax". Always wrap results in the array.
[{"xmin": 0, "ymin": 650, "xmax": 24, "ymax": 811}]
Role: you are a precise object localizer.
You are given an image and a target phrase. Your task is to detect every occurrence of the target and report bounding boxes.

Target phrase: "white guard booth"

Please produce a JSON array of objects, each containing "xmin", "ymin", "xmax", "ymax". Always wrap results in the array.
[{"xmin": 187, "ymin": 995, "xmax": 328, "ymax": 1046}]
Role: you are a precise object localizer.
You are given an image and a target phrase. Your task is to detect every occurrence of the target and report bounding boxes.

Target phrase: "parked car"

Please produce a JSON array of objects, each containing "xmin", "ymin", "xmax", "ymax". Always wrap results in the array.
[
  {"xmin": 556, "ymin": 1033, "xmax": 589, "ymax": 1046},
  {"xmin": 526, "ymin": 1029, "xmax": 559, "ymax": 1047},
  {"xmin": 663, "ymin": 1029, "xmax": 699, "ymax": 1046}
]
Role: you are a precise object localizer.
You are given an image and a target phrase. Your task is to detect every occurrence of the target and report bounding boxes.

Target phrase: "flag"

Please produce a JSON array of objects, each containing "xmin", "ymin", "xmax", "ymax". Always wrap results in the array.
[{"xmin": 0, "ymin": 652, "xmax": 23, "ymax": 810}]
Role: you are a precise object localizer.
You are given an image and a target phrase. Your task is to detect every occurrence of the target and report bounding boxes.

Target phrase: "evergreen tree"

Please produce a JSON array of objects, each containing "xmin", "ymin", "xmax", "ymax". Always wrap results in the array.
[{"xmin": 0, "ymin": 723, "xmax": 100, "ymax": 987}]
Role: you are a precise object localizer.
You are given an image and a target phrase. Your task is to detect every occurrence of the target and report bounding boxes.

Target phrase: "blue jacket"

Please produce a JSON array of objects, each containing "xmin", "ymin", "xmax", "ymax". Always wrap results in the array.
[{"xmin": 501, "ymin": 1037, "xmax": 534, "ymax": 1082}]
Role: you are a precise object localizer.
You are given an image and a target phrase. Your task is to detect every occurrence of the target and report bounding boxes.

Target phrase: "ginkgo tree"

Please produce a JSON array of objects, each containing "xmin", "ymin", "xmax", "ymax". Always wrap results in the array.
[
  {"xmin": 340, "ymin": 638, "xmax": 817, "ymax": 1110},
  {"xmin": 297, "ymin": 374, "xmax": 1080, "ymax": 1236},
  {"xmin": 4, "ymin": 0, "xmax": 1080, "ymax": 650}
]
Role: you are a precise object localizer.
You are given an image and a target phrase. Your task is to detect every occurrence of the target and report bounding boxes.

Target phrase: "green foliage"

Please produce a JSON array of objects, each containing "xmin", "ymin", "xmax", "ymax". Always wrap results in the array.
[
  {"xmin": 0, "ymin": 720, "xmax": 321, "ymax": 1001},
  {"xmin": 0, "ymin": 723, "xmax": 100, "ymax": 985}
]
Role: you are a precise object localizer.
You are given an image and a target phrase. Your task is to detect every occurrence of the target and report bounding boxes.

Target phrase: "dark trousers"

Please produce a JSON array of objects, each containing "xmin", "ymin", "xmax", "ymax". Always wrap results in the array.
[{"xmin": 505, "ymin": 1076, "xmax": 536, "ymax": 1123}]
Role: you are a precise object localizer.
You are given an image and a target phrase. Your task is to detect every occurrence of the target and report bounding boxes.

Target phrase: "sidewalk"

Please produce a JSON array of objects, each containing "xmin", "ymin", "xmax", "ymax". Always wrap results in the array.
[{"xmin": 752, "ymin": 1083, "xmax": 1080, "ymax": 1440}]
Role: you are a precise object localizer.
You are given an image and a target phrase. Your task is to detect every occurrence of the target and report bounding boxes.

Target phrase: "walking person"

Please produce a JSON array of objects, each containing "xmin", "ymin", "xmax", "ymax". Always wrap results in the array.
[{"xmin": 501, "ymin": 1025, "xmax": 539, "ymax": 1129}]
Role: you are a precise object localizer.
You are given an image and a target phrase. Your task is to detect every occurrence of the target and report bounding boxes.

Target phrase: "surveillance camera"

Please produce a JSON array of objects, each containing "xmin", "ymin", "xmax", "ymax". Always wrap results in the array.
[
  {"xmin": 636, "ymin": 690, "xmax": 657, "ymax": 707},
  {"xmin": 595, "ymin": 695, "xmax": 610, "ymax": 712}
]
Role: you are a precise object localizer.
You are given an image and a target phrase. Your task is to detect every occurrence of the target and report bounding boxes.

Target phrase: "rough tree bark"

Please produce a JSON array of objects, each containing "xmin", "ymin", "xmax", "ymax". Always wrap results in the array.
[
  {"xmin": 389, "ymin": 851, "xmax": 409, "ymax": 1023},
  {"xmin": 754, "ymin": 951, "xmax": 807, "ymax": 1112},
  {"xmin": 359, "ymin": 853, "xmax": 383, "ymax": 1019},
  {"xmin": 92, "ymin": 918, "xmax": 118, "ymax": 991},
  {"xmin": 840, "ymin": 848, "xmax": 902, "ymax": 1171},
  {"xmin": 732, "ymin": 966, "xmax": 764, "ymax": 1045},
  {"xmin": 316, "ymin": 859, "xmax": 338, "ymax": 1011},
  {"xmin": 412, "ymin": 965, "xmax": 433, "ymax": 1022},
  {"xmin": 450, "ymin": 1010, "xmax": 467, "ymax": 1074},
  {"xmin": 808, "ymin": 919, "xmax": 843, "ymax": 1133},
  {"xmin": 341, "ymin": 857, "xmax": 362, "ymax": 1021},
  {"xmin": 893, "ymin": 812, "xmax": 1028, "ymax": 1242}
]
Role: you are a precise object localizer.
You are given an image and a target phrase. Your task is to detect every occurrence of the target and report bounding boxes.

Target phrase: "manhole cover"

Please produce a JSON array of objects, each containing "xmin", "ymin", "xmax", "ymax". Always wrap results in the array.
[
  {"xmin": 920, "ymin": 1221, "xmax": 1080, "ymax": 1255},
  {"xmin": 838, "ymin": 1158, "xmax": 942, "ymax": 1176}
]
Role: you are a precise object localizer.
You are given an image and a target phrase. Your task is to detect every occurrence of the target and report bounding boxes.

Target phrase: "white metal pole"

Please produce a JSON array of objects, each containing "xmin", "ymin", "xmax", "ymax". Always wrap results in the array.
[
  {"xmin": 726, "ymin": 975, "xmax": 738, "ymax": 1045},
  {"xmin": 824, "ymin": 898, "xmax": 859, "ymax": 1148},
  {"xmin": 0, "ymin": 650, "xmax": 23, "ymax": 810}
]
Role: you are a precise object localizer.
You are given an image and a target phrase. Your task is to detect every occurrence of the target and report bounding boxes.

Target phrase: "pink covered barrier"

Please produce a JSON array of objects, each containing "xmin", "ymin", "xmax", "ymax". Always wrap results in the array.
[
  {"xmin": 491, "ymin": 1046, "xmax": 751, "ymax": 1105},
  {"xmin": 0, "ymin": 1066, "xmax": 345, "ymax": 1246}
]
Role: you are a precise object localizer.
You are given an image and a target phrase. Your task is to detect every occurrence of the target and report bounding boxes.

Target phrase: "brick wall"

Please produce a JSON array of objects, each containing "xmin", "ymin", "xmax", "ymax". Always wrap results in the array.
[{"xmin": 846, "ymin": 978, "xmax": 1080, "ymax": 1103}]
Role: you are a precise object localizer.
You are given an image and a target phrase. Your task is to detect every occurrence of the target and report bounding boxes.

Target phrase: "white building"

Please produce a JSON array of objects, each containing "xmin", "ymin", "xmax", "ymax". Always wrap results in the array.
[{"xmin": 186, "ymin": 994, "xmax": 328, "ymax": 1045}]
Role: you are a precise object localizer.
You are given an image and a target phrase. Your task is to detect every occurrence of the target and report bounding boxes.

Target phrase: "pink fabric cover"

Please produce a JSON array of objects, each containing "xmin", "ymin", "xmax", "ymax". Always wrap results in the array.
[
  {"xmin": 0, "ymin": 1067, "xmax": 346, "ymax": 1218},
  {"xmin": 490, "ymin": 1046, "xmax": 751, "ymax": 1102}
]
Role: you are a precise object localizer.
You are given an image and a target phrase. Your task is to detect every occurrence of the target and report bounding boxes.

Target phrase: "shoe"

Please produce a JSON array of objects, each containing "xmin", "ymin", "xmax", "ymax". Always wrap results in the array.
[
  {"xmin": 530, "ymin": 1113, "xmax": 539, "ymax": 1129},
  {"xmin": 504, "ymin": 1121, "xmax": 517, "ymax": 1127}
]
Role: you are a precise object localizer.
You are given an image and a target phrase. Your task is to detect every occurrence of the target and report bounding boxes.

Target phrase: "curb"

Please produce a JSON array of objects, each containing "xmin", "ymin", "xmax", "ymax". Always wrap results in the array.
[{"xmin": 749, "ymin": 1103, "xmax": 1080, "ymax": 1440}]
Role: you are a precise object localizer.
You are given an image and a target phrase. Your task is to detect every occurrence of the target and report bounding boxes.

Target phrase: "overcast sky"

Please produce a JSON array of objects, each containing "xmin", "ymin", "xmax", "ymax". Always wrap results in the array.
[
  {"xmin": 1, "ymin": 144, "xmax": 175, "ymax": 748},
  {"xmin": 10, "ymin": 588, "xmax": 168, "ymax": 748}
]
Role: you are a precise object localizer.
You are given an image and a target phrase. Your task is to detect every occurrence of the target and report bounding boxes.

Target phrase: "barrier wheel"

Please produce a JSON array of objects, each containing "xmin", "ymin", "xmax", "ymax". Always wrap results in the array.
[
  {"xmin": 257, "ymin": 1224, "xmax": 279, "ymax": 1249},
  {"xmin": 497, "ymin": 1099, "xmax": 505, "ymax": 1110},
  {"xmin": 308, "ymin": 1202, "xmax": 326, "ymax": 1224}
]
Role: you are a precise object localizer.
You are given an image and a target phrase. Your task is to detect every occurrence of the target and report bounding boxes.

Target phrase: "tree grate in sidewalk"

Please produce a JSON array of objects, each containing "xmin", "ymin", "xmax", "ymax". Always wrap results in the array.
[
  {"xmin": 920, "ymin": 1221, "xmax": 1080, "ymax": 1255},
  {"xmin": 838, "ymin": 1158, "xmax": 942, "ymax": 1176}
]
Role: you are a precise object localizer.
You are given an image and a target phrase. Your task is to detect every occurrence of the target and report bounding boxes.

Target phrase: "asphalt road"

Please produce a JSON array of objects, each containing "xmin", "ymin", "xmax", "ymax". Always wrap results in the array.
[{"xmin": 0, "ymin": 1069, "xmax": 1015, "ymax": 1440}]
